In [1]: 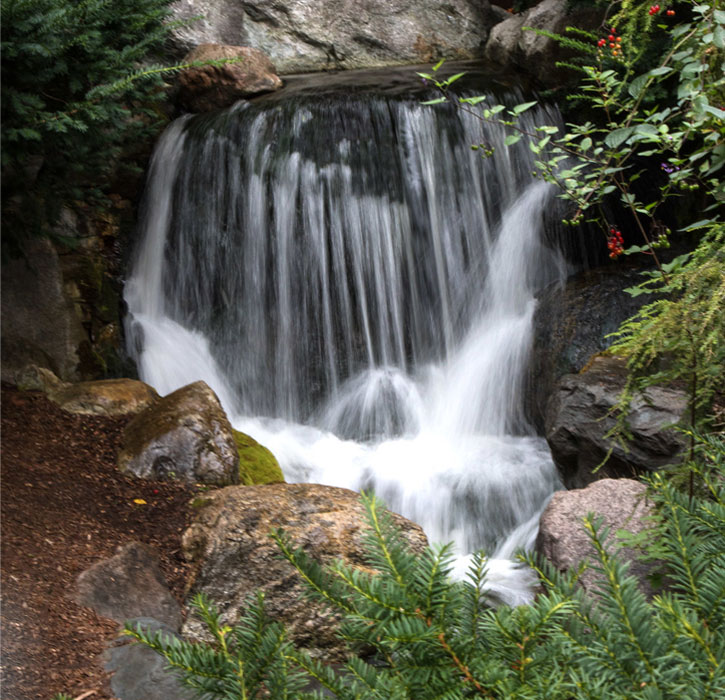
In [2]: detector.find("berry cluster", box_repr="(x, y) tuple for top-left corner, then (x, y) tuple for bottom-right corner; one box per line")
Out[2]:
(649, 4), (661, 14)
(607, 227), (624, 259)
(597, 27), (622, 58)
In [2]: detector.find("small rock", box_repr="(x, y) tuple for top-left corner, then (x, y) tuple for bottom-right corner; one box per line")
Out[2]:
(49, 378), (159, 416)
(178, 44), (282, 112)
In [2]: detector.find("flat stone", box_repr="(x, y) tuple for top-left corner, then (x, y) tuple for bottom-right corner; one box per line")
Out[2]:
(75, 542), (182, 630)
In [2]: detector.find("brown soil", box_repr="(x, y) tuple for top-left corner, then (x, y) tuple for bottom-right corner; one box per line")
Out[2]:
(1, 384), (198, 700)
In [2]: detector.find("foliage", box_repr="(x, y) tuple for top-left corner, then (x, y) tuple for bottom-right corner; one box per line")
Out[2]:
(1, 0), (184, 257)
(421, 0), (724, 440)
(607, 224), (725, 435)
(128, 454), (725, 699)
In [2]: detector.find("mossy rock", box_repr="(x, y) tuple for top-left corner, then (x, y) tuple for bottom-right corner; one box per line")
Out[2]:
(231, 429), (284, 485)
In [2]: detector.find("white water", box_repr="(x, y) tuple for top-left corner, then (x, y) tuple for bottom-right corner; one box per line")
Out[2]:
(125, 95), (565, 605)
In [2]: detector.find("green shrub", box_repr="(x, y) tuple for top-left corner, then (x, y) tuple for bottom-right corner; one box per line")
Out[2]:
(1, 0), (179, 257)
(126, 433), (725, 699)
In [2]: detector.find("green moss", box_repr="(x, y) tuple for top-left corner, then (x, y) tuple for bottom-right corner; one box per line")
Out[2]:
(231, 429), (285, 485)
(191, 497), (213, 509)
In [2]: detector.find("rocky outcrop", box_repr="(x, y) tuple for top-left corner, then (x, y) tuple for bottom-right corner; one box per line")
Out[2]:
(16, 365), (159, 416)
(545, 355), (687, 488)
(75, 542), (182, 630)
(528, 266), (656, 433)
(536, 478), (659, 598)
(169, 0), (499, 74)
(1, 238), (86, 383)
(178, 44), (282, 112)
(484, 0), (603, 87)
(118, 381), (239, 486)
(181, 482), (428, 660)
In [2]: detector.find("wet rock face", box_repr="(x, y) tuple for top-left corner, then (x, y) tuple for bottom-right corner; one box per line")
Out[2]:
(169, 0), (499, 74)
(178, 44), (283, 112)
(181, 482), (428, 660)
(117, 381), (239, 486)
(545, 356), (687, 489)
(536, 478), (659, 599)
(528, 266), (653, 434)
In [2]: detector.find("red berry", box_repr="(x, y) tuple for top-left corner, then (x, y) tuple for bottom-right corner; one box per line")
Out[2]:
(666, 9), (675, 15)
(609, 34), (615, 40)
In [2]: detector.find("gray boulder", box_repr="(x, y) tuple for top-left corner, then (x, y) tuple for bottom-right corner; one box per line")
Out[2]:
(117, 381), (239, 486)
(536, 478), (658, 598)
(545, 355), (687, 488)
(178, 44), (283, 112)
(105, 617), (196, 700)
(484, 0), (603, 87)
(75, 542), (182, 631)
(169, 0), (500, 74)
(181, 482), (428, 660)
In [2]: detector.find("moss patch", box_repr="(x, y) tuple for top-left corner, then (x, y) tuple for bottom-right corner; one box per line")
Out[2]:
(231, 429), (284, 485)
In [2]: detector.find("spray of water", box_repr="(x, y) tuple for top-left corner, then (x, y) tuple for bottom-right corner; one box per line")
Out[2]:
(125, 93), (565, 605)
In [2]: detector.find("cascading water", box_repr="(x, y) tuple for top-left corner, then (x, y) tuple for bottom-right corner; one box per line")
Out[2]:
(125, 83), (566, 605)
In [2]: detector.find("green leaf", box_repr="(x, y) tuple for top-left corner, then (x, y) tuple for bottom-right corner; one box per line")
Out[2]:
(604, 127), (634, 149)
(504, 133), (522, 146)
(628, 74), (649, 99)
(512, 100), (538, 115)
(580, 137), (592, 151)
(445, 72), (465, 85)
(421, 97), (447, 105)
(432, 58), (445, 71)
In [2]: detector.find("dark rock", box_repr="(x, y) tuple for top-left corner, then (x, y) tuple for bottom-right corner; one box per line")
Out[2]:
(484, 0), (604, 87)
(104, 617), (196, 700)
(117, 381), (239, 486)
(536, 478), (659, 598)
(1, 238), (85, 382)
(545, 355), (687, 488)
(75, 542), (182, 631)
(181, 482), (428, 660)
(169, 0), (500, 74)
(528, 266), (656, 434)
(178, 44), (283, 112)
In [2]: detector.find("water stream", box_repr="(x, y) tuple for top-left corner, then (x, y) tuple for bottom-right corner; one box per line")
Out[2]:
(125, 87), (566, 604)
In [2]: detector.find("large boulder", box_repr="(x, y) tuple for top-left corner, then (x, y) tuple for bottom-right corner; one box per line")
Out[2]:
(118, 381), (239, 486)
(484, 0), (603, 87)
(181, 482), (428, 660)
(169, 0), (500, 74)
(545, 355), (687, 488)
(178, 44), (283, 112)
(536, 478), (658, 598)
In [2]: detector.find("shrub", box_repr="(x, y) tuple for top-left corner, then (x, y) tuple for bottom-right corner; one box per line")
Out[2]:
(1, 0), (179, 257)
(126, 434), (725, 698)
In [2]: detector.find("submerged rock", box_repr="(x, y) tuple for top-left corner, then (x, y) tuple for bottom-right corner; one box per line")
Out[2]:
(231, 428), (285, 484)
(117, 381), (239, 486)
(181, 482), (428, 660)
(536, 478), (659, 598)
(178, 44), (282, 112)
(545, 355), (687, 488)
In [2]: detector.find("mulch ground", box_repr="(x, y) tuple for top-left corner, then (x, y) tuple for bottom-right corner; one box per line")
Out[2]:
(1, 383), (198, 700)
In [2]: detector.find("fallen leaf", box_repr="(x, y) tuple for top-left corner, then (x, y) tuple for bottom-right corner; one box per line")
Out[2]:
(132, 498), (147, 505)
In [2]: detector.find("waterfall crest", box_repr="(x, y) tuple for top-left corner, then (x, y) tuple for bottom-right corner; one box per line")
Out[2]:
(125, 91), (565, 604)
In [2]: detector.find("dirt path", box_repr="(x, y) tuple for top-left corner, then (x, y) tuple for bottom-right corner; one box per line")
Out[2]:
(1, 384), (196, 700)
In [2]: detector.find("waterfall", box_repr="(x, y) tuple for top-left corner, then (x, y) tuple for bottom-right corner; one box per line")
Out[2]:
(125, 87), (566, 605)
